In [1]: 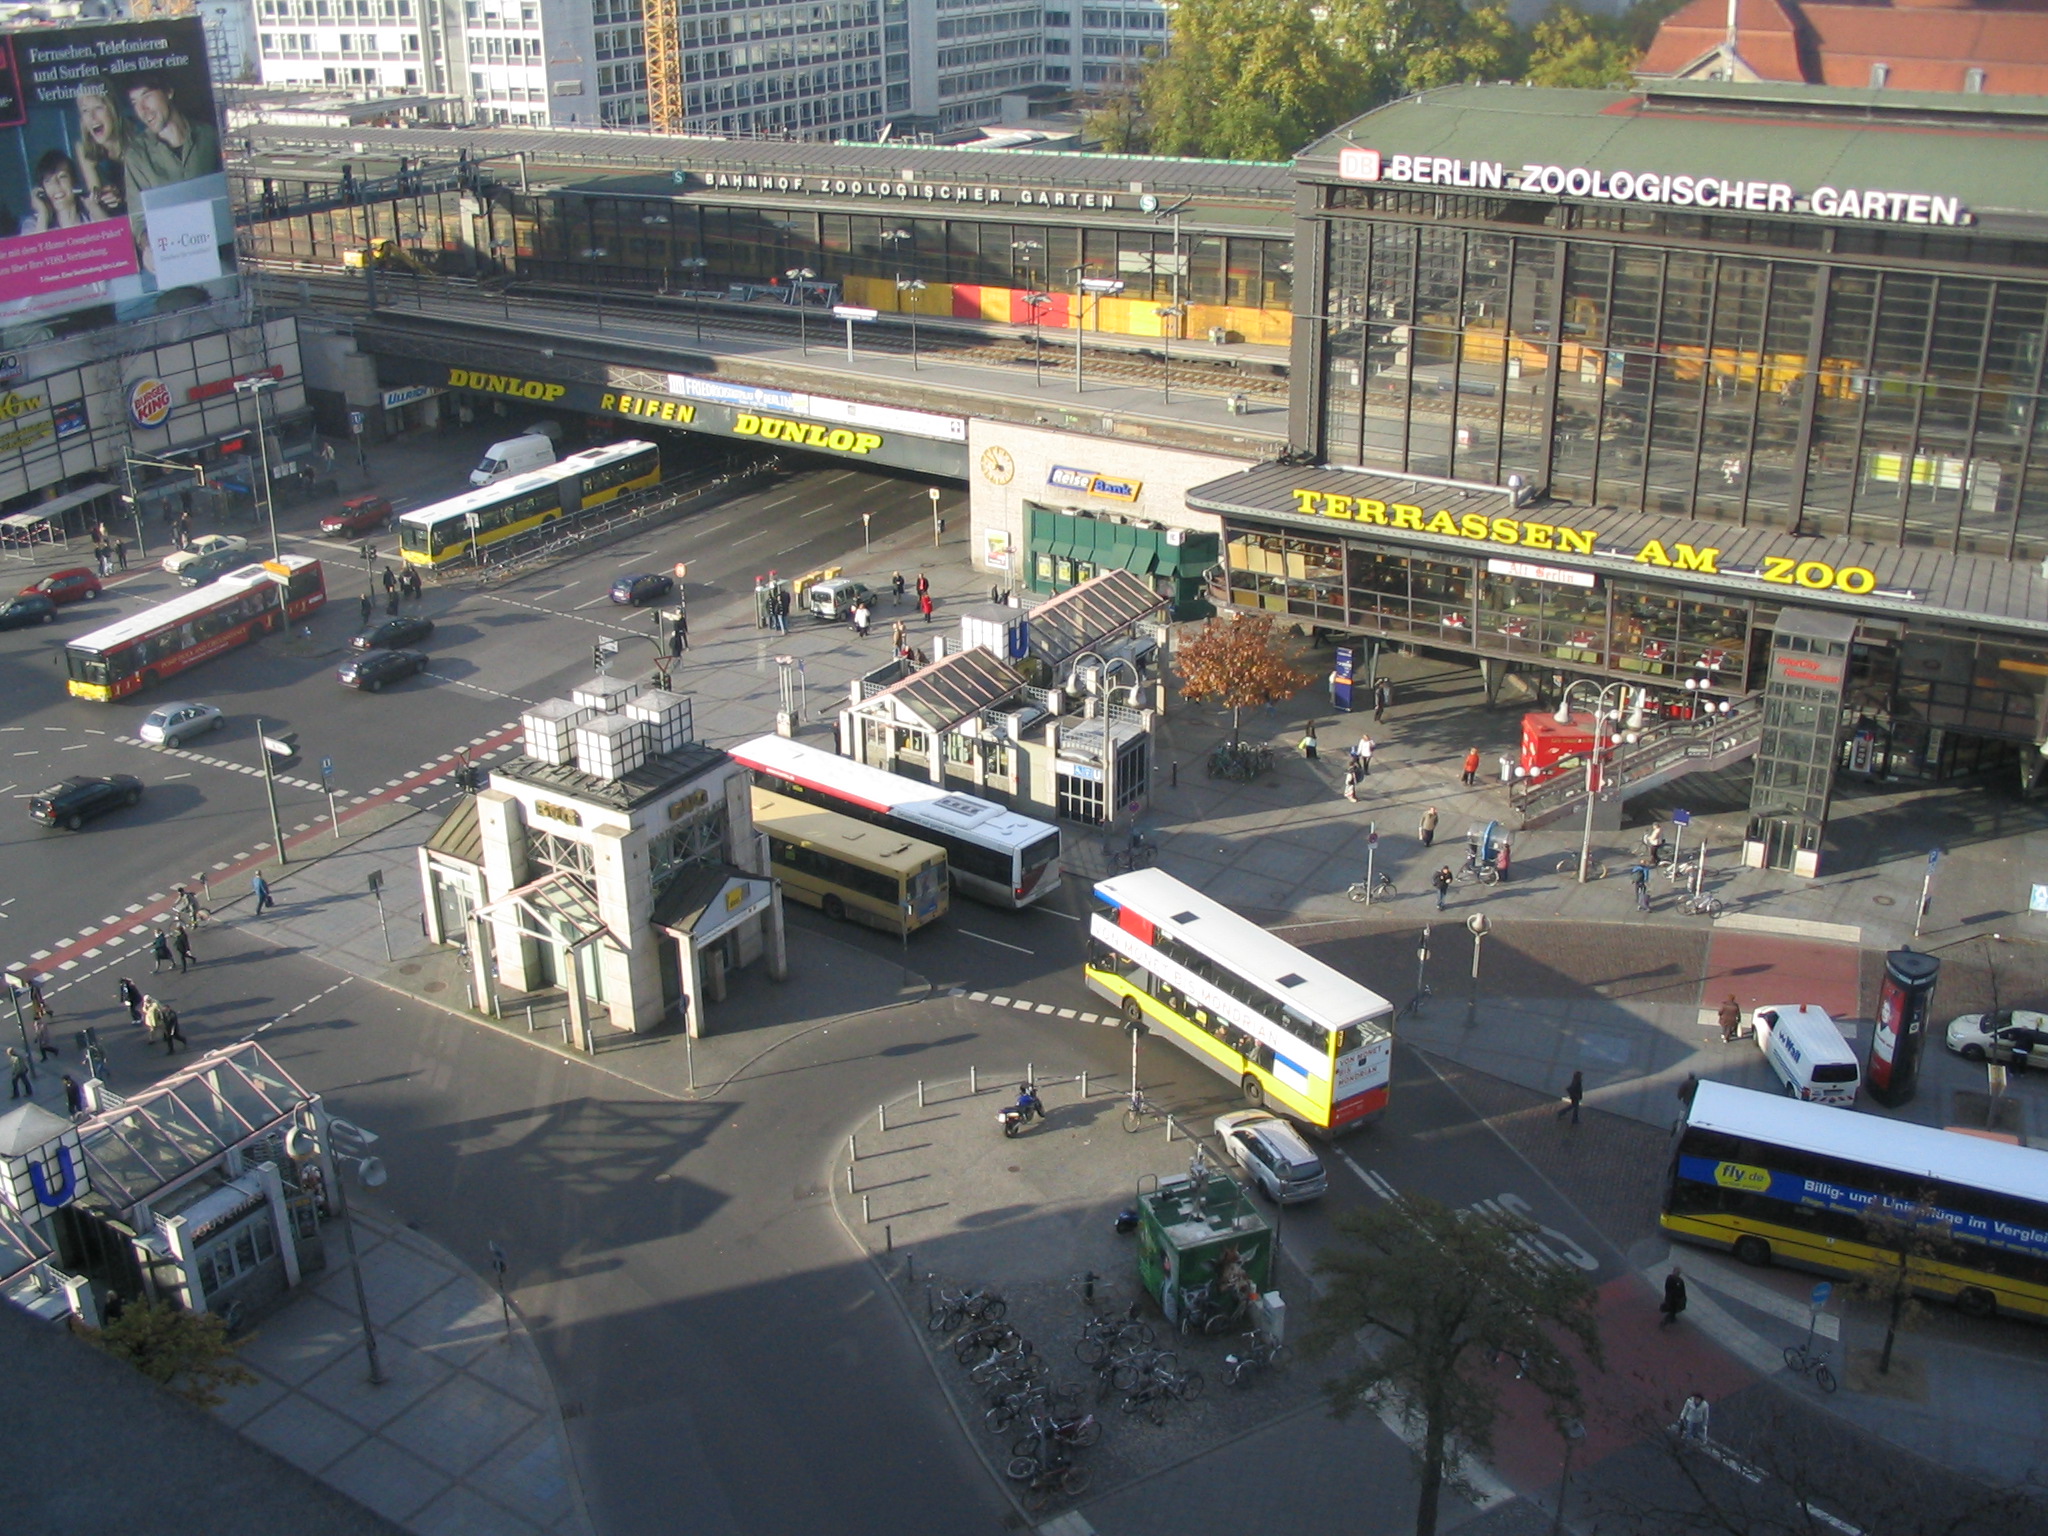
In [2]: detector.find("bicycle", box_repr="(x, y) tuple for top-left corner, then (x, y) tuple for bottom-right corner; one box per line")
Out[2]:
(952, 1320), (1020, 1365)
(927, 1284), (1006, 1335)
(1783, 1341), (1838, 1394)
(1679, 891), (1726, 918)
(1456, 854), (1502, 885)
(1222, 1331), (1289, 1388)
(1104, 833), (1158, 873)
(1074, 1306), (1154, 1365)
(1347, 870), (1397, 903)
(969, 1341), (1046, 1387)
(1010, 1409), (1102, 1460)
(1008, 1453), (1091, 1513)
(1556, 855), (1609, 880)
(1121, 1090), (1168, 1135)
(1121, 1364), (1205, 1422)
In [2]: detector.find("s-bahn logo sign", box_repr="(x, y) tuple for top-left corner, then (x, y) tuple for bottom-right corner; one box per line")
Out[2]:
(1335, 147), (1969, 227)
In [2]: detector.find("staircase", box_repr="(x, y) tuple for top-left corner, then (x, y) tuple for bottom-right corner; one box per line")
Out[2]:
(1509, 695), (1764, 830)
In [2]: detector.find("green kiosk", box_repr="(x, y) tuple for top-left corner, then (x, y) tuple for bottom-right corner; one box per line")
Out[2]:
(1135, 1159), (1276, 1334)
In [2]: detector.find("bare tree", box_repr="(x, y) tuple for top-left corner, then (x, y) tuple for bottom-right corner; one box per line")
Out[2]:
(1172, 614), (1314, 747)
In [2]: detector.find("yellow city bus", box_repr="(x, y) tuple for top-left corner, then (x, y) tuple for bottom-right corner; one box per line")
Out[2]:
(397, 440), (661, 567)
(751, 787), (948, 939)
(1085, 869), (1395, 1134)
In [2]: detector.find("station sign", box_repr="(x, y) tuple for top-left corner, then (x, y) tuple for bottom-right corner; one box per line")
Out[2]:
(676, 168), (1129, 211)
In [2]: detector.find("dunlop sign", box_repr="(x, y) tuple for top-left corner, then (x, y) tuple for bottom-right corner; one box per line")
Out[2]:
(1287, 487), (1879, 595)
(734, 414), (884, 455)
(445, 368), (568, 402)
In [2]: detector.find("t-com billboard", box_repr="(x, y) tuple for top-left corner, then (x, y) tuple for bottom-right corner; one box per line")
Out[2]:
(0, 19), (234, 339)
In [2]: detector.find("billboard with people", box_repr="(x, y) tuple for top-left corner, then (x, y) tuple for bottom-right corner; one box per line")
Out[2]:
(0, 19), (234, 340)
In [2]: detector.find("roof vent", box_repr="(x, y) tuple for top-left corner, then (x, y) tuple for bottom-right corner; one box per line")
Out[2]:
(1171, 911), (1198, 924)
(1278, 973), (1306, 988)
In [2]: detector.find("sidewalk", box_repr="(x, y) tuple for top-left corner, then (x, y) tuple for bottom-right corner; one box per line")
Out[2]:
(217, 1206), (592, 1536)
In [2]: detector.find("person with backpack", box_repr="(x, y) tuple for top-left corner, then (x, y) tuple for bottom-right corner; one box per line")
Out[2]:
(119, 977), (143, 1024)
(151, 931), (173, 973)
(1433, 865), (1454, 911)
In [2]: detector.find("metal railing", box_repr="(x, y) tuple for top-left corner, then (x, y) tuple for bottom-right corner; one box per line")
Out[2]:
(1509, 694), (1764, 823)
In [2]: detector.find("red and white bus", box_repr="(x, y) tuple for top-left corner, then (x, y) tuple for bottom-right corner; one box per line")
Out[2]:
(730, 734), (1062, 908)
(64, 555), (327, 701)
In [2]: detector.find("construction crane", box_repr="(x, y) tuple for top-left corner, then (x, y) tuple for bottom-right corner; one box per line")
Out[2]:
(646, 0), (684, 132)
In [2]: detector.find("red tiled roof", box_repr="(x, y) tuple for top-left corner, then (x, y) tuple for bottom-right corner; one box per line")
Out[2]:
(1638, 0), (1808, 81)
(1639, 0), (2048, 94)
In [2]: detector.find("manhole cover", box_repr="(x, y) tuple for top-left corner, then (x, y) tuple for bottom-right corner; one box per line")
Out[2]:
(1873, 895), (1896, 906)
(423, 981), (447, 994)
(1008, 1165), (1021, 1173)
(399, 963), (422, 975)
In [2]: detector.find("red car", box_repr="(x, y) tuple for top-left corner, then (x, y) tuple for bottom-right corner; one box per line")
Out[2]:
(20, 567), (102, 605)
(320, 495), (393, 536)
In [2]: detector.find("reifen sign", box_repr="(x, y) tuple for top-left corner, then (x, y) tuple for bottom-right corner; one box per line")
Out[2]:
(0, 19), (235, 337)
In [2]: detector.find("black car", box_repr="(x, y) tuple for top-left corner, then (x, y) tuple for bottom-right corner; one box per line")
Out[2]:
(610, 572), (675, 606)
(0, 592), (55, 629)
(30, 774), (143, 830)
(337, 649), (429, 691)
(177, 549), (256, 588)
(349, 616), (435, 652)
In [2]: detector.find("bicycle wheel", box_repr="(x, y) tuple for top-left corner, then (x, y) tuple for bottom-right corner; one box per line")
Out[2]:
(1814, 1362), (1837, 1394)
(1121, 1106), (1146, 1134)
(928, 1304), (960, 1335)
(1067, 1416), (1102, 1448)
(978, 1296), (1009, 1323)
(989, 1404), (1021, 1434)
(1109, 1359), (1146, 1392)
(1223, 1358), (1249, 1389)
(1377, 877), (1397, 898)
(1126, 1320), (1156, 1347)
(1782, 1345), (1806, 1373)
(1175, 1369), (1206, 1401)
(1265, 1344), (1290, 1374)
(1022, 1478), (1055, 1515)
(1010, 1430), (1045, 1459)
(1075, 1335), (1109, 1367)
(1060, 1465), (1093, 1497)
(1006, 1455), (1041, 1482)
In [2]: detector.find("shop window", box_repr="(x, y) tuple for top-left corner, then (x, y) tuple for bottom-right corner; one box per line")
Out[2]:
(196, 1214), (278, 1295)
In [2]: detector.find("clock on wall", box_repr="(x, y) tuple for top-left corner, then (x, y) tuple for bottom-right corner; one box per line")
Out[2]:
(979, 446), (1015, 485)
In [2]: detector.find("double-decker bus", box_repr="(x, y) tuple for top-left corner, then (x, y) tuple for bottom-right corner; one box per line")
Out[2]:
(397, 440), (661, 567)
(1665, 1080), (2048, 1322)
(751, 787), (948, 938)
(65, 556), (327, 701)
(1085, 869), (1394, 1133)
(730, 735), (1061, 909)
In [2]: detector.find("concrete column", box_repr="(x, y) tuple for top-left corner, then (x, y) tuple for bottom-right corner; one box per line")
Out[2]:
(683, 938), (706, 1039)
(929, 727), (944, 784)
(253, 1160), (301, 1289)
(465, 912), (497, 1017)
(767, 886), (789, 981)
(475, 789), (534, 991)
(564, 954), (590, 1052)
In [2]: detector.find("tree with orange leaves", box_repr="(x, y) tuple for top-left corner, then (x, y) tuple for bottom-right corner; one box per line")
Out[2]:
(1173, 614), (1315, 746)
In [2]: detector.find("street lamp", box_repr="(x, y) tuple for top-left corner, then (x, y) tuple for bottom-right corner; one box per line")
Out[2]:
(1024, 293), (1052, 387)
(1008, 238), (1042, 293)
(784, 266), (816, 353)
(1549, 1417), (1586, 1536)
(1156, 304), (1186, 402)
(1070, 267), (1125, 395)
(1411, 924), (1432, 1017)
(233, 374), (282, 559)
(677, 254), (709, 342)
(1556, 680), (1643, 883)
(284, 1116), (388, 1386)
(122, 454), (206, 559)
(895, 277), (928, 369)
(928, 486), (942, 548)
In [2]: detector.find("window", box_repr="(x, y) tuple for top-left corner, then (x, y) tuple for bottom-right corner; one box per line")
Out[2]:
(528, 827), (594, 878)
(1869, 62), (1889, 88)
(195, 1213), (278, 1295)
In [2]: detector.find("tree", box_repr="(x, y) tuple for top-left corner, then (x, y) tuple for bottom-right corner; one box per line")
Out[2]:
(1323, 0), (1525, 112)
(1141, 0), (1347, 162)
(1172, 614), (1315, 746)
(1303, 1195), (1603, 1536)
(1085, 84), (1149, 155)
(1844, 1197), (1953, 1376)
(77, 1299), (258, 1409)
(1523, 3), (1642, 89)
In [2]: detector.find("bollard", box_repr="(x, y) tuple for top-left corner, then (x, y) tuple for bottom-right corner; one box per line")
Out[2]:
(1027, 1061), (1034, 1088)
(1165, 1114), (1176, 1142)
(917, 1079), (926, 1108)
(885, 1223), (893, 1252)
(862, 1194), (872, 1225)
(1171, 759), (1179, 788)
(525, 1004), (534, 1033)
(970, 1065), (978, 1095)
(559, 1015), (571, 1047)
(846, 1163), (855, 1195)
(848, 1132), (857, 1163)
(1080, 1069), (1089, 1098)
(905, 1252), (916, 1289)
(878, 1102), (887, 1133)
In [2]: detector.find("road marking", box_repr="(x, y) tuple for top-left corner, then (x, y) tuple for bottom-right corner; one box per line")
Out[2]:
(60, 744), (86, 751)
(762, 494), (797, 509)
(575, 594), (612, 609)
(800, 504), (838, 518)
(824, 470), (857, 485)
(732, 529), (774, 544)
(1035, 908), (1080, 921)
(1338, 1153), (1398, 1201)
(959, 930), (1034, 954)
(989, 994), (1011, 1007)
(1799, 1503), (1861, 1533)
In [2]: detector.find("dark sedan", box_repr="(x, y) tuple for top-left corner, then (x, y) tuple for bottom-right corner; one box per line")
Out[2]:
(349, 615), (435, 652)
(610, 572), (675, 606)
(0, 592), (56, 629)
(30, 773), (143, 830)
(320, 495), (394, 536)
(337, 649), (430, 691)
(177, 549), (255, 587)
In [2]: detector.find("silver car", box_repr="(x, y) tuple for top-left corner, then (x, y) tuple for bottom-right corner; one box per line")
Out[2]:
(1214, 1110), (1328, 1203)
(138, 701), (224, 746)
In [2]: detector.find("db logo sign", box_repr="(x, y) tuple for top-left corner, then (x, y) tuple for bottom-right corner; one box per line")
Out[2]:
(1338, 148), (1383, 182)
(129, 377), (172, 428)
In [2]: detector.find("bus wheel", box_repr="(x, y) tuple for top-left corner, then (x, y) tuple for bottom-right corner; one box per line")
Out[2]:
(1956, 1287), (1996, 1319)
(1240, 1075), (1264, 1108)
(1120, 996), (1143, 1025)
(823, 894), (847, 922)
(1734, 1236), (1772, 1268)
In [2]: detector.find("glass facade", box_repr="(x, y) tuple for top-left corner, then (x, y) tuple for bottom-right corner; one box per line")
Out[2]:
(1311, 194), (2048, 559)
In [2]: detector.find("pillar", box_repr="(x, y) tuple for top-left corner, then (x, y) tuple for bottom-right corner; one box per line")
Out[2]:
(564, 953), (590, 1052)
(767, 886), (789, 981)
(682, 937), (706, 1039)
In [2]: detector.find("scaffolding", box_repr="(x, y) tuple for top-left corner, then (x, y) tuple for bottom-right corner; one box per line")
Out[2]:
(646, 0), (684, 132)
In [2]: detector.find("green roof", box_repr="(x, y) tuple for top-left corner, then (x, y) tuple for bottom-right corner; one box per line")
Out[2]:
(1300, 82), (2048, 232)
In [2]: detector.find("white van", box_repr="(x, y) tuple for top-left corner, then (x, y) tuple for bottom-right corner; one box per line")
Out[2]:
(1754, 1003), (1861, 1105)
(470, 434), (556, 486)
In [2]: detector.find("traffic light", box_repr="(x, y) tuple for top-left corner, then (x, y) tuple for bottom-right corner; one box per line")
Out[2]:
(593, 642), (606, 672)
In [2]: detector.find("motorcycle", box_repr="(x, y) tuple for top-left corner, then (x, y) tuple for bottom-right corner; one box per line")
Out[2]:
(998, 1082), (1045, 1138)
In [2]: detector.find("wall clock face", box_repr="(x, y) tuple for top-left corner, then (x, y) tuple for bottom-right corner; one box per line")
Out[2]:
(980, 446), (1015, 485)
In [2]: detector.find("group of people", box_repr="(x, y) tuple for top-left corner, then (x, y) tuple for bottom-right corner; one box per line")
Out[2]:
(362, 563), (424, 623)
(118, 975), (187, 1056)
(89, 528), (130, 576)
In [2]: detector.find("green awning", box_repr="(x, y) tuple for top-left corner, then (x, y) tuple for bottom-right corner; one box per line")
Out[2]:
(1119, 548), (1159, 575)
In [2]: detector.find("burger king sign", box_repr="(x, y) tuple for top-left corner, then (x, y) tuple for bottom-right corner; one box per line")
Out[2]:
(129, 378), (173, 429)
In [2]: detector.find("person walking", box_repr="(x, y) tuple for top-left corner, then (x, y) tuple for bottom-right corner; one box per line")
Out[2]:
(1461, 746), (1482, 786)
(673, 609), (689, 651)
(32, 1013), (56, 1062)
(1660, 1267), (1689, 1327)
(61, 1072), (82, 1117)
(381, 565), (397, 598)
(26, 974), (50, 1022)
(919, 590), (934, 623)
(252, 871), (274, 914)
(1419, 805), (1439, 848)
(891, 571), (905, 607)
(1373, 678), (1391, 723)
(142, 995), (165, 1049)
(119, 976), (143, 1024)
(891, 618), (907, 656)
(1557, 1069), (1584, 1124)
(83, 1034), (108, 1084)
(853, 600), (871, 640)
(1632, 863), (1652, 912)
(360, 590), (373, 626)
(1356, 735), (1374, 777)
(915, 571), (929, 601)
(385, 587), (400, 617)
(1678, 1392), (1710, 1444)
(161, 1004), (186, 1055)
(1643, 822), (1666, 866)
(150, 930), (172, 973)
(1300, 722), (1318, 761)
(115, 538), (128, 572)
(175, 885), (200, 927)
(1433, 864), (1454, 911)
(1343, 756), (1361, 801)
(1718, 994), (1743, 1044)
(7, 1047), (29, 1100)
(172, 926), (193, 973)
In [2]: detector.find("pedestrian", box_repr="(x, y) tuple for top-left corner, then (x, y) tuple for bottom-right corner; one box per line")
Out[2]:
(1643, 822), (1665, 866)
(162, 1005), (186, 1055)
(6, 1046), (28, 1100)
(173, 926), (193, 973)
(32, 1013), (55, 1062)
(360, 590), (373, 625)
(83, 1034), (107, 1083)
(1419, 805), (1439, 847)
(252, 871), (274, 914)
(1300, 722), (1318, 761)
(1718, 994), (1743, 1044)
(1557, 1069), (1584, 1124)
(1461, 746), (1482, 786)
(1374, 678), (1391, 723)
(93, 541), (109, 577)
(890, 618), (907, 654)
(919, 590), (934, 623)
(143, 996), (165, 1047)
(382, 565), (397, 597)
(151, 931), (172, 973)
(1357, 735), (1374, 777)
(26, 974), (50, 1021)
(119, 977), (143, 1023)
(1678, 1392), (1710, 1443)
(1633, 863), (1651, 912)
(61, 1072), (82, 1117)
(1660, 1267), (1689, 1327)
(386, 589), (400, 617)
(891, 571), (905, 606)
(915, 571), (929, 600)
(853, 601), (871, 639)
(1433, 864), (1453, 911)
(1678, 1072), (1700, 1114)
(1343, 757), (1361, 801)
(115, 538), (128, 571)
(674, 609), (688, 650)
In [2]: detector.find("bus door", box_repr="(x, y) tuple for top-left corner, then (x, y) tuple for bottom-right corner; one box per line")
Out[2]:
(910, 859), (947, 924)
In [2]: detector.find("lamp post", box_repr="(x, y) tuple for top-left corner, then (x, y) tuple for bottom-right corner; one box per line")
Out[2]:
(254, 716), (292, 868)
(1411, 924), (1432, 1017)
(234, 373), (295, 640)
(928, 485), (942, 548)
(1549, 1417), (1586, 1536)
(1071, 269), (1124, 395)
(1556, 679), (1643, 883)
(286, 1116), (388, 1385)
(1024, 293), (1051, 387)
(895, 277), (927, 368)
(784, 266), (816, 353)
(1155, 304), (1186, 402)
(1008, 238), (1041, 295)
(678, 255), (709, 342)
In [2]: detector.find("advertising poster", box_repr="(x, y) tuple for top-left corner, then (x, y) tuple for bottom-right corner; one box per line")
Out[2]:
(0, 19), (234, 340)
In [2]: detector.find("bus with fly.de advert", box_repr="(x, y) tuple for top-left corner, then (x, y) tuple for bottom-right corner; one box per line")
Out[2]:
(1665, 1081), (2048, 1322)
(397, 440), (661, 567)
(65, 556), (327, 701)
(750, 787), (948, 938)
(730, 734), (1061, 908)
(1085, 869), (1394, 1134)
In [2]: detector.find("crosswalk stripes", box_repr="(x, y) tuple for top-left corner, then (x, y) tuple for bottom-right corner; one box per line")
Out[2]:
(952, 988), (1112, 1028)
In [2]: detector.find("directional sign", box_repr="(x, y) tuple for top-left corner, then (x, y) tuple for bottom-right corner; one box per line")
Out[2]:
(1927, 848), (1942, 869)
(320, 755), (335, 787)
(1811, 1281), (1832, 1309)
(1672, 808), (1692, 826)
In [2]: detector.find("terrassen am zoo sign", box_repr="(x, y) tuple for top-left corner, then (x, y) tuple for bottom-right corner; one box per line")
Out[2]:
(1285, 487), (1881, 595)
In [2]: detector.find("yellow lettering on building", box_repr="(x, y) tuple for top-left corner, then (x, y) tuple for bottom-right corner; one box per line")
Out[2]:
(732, 413), (883, 455)
(534, 800), (583, 828)
(1324, 494), (1355, 520)
(1489, 517), (1520, 545)
(1292, 489), (1323, 516)
(1458, 512), (1490, 542)
(1357, 499), (1388, 525)
(445, 367), (568, 403)
(1390, 504), (1426, 531)
(1555, 527), (1595, 556)
(1424, 510), (1460, 537)
(1522, 523), (1554, 550)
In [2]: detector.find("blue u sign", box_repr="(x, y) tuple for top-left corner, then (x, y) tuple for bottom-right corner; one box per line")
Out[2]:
(28, 1144), (79, 1209)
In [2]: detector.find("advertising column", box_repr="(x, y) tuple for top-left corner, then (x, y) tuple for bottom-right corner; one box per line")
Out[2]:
(1867, 948), (1940, 1107)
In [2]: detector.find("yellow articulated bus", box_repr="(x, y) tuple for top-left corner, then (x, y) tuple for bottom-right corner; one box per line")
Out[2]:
(397, 440), (660, 567)
(1666, 1081), (2048, 1323)
(1084, 869), (1394, 1135)
(750, 787), (948, 939)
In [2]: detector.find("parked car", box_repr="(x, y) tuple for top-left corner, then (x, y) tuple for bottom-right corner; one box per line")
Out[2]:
(138, 701), (225, 747)
(610, 571), (675, 606)
(1213, 1110), (1328, 1204)
(176, 550), (255, 587)
(320, 495), (394, 536)
(1945, 1009), (2048, 1070)
(20, 567), (102, 605)
(30, 773), (143, 830)
(160, 533), (249, 575)
(349, 615), (435, 651)
(805, 577), (872, 622)
(0, 592), (56, 629)
(337, 649), (429, 691)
